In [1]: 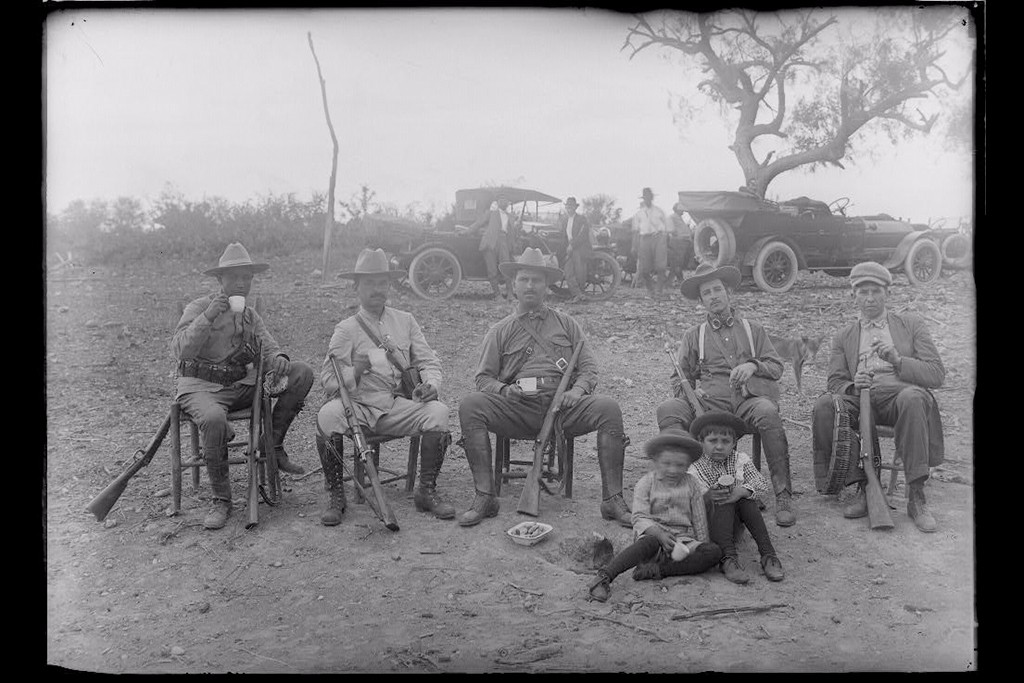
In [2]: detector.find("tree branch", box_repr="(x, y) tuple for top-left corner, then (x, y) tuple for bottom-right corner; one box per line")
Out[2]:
(308, 32), (340, 282)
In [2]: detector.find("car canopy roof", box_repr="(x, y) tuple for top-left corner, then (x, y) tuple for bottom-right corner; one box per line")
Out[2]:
(455, 187), (562, 223)
(675, 190), (773, 219)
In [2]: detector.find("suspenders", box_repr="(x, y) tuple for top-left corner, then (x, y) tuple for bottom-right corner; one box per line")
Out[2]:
(697, 318), (755, 365)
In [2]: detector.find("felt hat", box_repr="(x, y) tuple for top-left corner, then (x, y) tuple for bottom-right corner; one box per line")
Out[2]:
(498, 247), (564, 281)
(204, 242), (270, 276)
(689, 410), (749, 440)
(337, 248), (407, 280)
(644, 428), (704, 459)
(564, 196), (578, 207)
(849, 261), (893, 288)
(640, 187), (655, 199)
(680, 263), (742, 300)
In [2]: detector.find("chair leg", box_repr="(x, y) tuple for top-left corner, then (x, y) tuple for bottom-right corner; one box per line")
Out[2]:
(170, 404), (182, 514)
(407, 436), (420, 493)
(494, 436), (507, 496)
(189, 422), (202, 493)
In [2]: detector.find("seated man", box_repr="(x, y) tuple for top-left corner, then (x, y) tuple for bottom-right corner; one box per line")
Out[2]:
(457, 247), (632, 527)
(172, 242), (314, 530)
(316, 248), (454, 526)
(811, 262), (945, 532)
(655, 263), (796, 527)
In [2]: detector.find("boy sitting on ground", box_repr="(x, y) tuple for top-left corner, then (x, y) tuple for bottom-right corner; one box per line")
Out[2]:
(688, 410), (785, 584)
(587, 429), (722, 602)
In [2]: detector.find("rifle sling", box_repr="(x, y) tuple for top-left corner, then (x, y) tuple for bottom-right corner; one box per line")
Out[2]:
(355, 315), (413, 375)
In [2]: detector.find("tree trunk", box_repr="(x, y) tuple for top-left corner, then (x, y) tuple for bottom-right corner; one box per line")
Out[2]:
(308, 33), (339, 283)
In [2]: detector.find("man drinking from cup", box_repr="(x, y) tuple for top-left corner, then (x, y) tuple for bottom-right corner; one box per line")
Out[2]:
(172, 242), (314, 530)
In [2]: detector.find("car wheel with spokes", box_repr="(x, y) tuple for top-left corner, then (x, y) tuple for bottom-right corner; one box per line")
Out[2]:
(904, 239), (942, 286)
(752, 241), (799, 293)
(408, 247), (463, 300)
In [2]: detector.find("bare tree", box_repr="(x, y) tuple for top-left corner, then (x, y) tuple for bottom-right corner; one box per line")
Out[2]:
(623, 7), (975, 198)
(308, 32), (339, 281)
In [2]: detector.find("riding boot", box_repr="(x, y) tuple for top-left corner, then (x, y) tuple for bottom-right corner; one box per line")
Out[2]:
(203, 446), (233, 530)
(414, 431), (456, 520)
(596, 430), (632, 527)
(759, 424), (795, 526)
(270, 397), (307, 475)
(316, 433), (347, 526)
(907, 477), (937, 533)
(458, 429), (500, 527)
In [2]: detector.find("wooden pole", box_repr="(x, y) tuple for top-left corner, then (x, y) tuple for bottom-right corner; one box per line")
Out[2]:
(308, 32), (339, 284)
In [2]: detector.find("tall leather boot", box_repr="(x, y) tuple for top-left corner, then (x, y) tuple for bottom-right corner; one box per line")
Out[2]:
(270, 398), (307, 475)
(458, 429), (500, 527)
(316, 433), (347, 526)
(414, 431), (456, 520)
(596, 430), (632, 527)
(907, 477), (937, 533)
(759, 425), (796, 526)
(203, 446), (233, 530)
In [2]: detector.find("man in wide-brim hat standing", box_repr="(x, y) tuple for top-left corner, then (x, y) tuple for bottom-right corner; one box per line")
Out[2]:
(456, 247), (633, 528)
(810, 261), (946, 533)
(656, 262), (797, 527)
(172, 242), (315, 530)
(316, 248), (455, 526)
(631, 187), (671, 298)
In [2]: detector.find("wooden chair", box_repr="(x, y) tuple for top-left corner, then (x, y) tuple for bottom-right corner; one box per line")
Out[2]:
(748, 433), (764, 470)
(332, 433), (419, 503)
(168, 400), (280, 518)
(493, 431), (576, 498)
(875, 425), (903, 503)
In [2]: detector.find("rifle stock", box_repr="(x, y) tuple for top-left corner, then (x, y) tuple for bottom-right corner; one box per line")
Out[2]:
(86, 410), (173, 522)
(666, 348), (705, 418)
(517, 341), (584, 517)
(330, 355), (400, 531)
(859, 388), (894, 530)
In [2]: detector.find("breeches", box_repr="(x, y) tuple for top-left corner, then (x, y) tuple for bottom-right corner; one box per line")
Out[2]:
(811, 384), (938, 485)
(458, 390), (624, 439)
(636, 233), (668, 278)
(177, 360), (314, 455)
(318, 397), (450, 437)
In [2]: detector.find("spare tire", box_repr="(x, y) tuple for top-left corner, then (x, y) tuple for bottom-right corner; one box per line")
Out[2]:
(693, 218), (737, 268)
(903, 238), (942, 286)
(940, 233), (972, 269)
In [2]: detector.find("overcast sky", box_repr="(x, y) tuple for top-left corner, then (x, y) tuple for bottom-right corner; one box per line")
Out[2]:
(44, 6), (977, 225)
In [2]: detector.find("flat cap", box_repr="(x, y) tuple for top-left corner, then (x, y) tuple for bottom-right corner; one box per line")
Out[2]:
(850, 261), (892, 288)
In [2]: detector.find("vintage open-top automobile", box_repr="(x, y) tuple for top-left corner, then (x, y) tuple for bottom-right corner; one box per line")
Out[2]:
(365, 186), (622, 301)
(671, 190), (970, 293)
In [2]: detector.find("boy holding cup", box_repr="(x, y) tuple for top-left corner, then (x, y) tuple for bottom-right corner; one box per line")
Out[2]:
(688, 410), (785, 584)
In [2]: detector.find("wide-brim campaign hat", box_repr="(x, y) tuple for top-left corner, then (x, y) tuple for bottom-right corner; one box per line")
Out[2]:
(640, 187), (655, 198)
(204, 242), (270, 276)
(680, 263), (742, 300)
(338, 248), (407, 280)
(644, 428), (704, 459)
(498, 247), (564, 281)
(689, 410), (750, 440)
(849, 261), (893, 288)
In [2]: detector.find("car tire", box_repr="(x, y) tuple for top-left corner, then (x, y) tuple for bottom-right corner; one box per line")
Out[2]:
(580, 251), (622, 300)
(408, 247), (463, 300)
(693, 218), (736, 268)
(903, 238), (942, 286)
(752, 241), (799, 293)
(940, 233), (972, 270)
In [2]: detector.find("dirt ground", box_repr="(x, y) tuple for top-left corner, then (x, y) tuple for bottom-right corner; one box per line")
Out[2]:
(45, 249), (976, 672)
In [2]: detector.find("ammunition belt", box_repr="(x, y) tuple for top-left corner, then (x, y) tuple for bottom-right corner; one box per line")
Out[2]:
(177, 359), (247, 386)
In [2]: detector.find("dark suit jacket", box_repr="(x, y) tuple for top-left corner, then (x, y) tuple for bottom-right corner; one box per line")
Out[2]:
(470, 208), (514, 252)
(558, 212), (592, 254)
(827, 310), (945, 462)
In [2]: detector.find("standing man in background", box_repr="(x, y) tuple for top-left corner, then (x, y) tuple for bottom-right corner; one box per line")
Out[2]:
(470, 193), (516, 299)
(667, 202), (695, 289)
(631, 187), (670, 298)
(559, 196), (592, 303)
